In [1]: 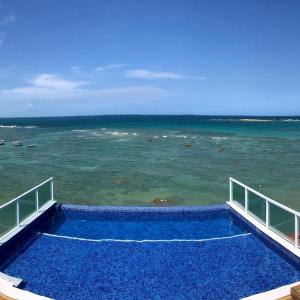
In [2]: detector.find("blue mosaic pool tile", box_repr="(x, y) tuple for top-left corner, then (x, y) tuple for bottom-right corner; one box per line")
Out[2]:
(4, 233), (300, 300)
(2, 204), (300, 299)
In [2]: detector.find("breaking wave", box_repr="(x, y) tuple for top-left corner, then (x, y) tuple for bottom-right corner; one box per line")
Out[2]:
(0, 125), (38, 129)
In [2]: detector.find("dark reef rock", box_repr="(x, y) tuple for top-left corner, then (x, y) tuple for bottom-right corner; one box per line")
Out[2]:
(152, 197), (170, 205)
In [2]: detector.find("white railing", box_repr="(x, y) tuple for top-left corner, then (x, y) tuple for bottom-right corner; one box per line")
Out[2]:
(0, 177), (54, 241)
(229, 177), (299, 249)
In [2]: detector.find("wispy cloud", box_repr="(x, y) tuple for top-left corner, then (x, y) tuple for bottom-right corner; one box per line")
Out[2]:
(125, 69), (182, 79)
(1, 73), (169, 101)
(1, 11), (16, 25)
(70, 65), (83, 74)
(95, 64), (128, 72)
(31, 74), (88, 90)
(0, 11), (16, 47)
(1, 74), (88, 99)
(125, 69), (206, 80)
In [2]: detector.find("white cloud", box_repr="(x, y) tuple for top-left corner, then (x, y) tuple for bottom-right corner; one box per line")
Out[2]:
(31, 74), (88, 90)
(1, 12), (16, 25)
(1, 74), (88, 99)
(125, 69), (206, 80)
(95, 64), (128, 72)
(125, 69), (183, 79)
(1, 73), (169, 101)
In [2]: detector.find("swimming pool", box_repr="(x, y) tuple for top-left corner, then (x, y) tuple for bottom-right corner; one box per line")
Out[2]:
(1, 204), (300, 299)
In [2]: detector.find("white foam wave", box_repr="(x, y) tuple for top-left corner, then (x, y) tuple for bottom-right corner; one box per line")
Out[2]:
(91, 133), (103, 137)
(72, 129), (88, 132)
(73, 129), (139, 138)
(239, 118), (273, 122)
(281, 119), (300, 122)
(206, 118), (300, 122)
(0, 125), (38, 129)
(106, 131), (129, 136)
(212, 137), (228, 140)
(171, 135), (188, 139)
(0, 125), (17, 128)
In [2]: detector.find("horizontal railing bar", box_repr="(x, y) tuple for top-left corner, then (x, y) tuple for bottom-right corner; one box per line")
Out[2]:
(247, 210), (266, 225)
(269, 224), (294, 243)
(19, 212), (38, 228)
(229, 177), (300, 218)
(0, 225), (18, 241)
(0, 177), (53, 210)
(0, 224), (11, 230)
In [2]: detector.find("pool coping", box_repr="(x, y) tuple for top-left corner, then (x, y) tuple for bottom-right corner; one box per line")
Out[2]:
(0, 277), (52, 300)
(241, 281), (300, 300)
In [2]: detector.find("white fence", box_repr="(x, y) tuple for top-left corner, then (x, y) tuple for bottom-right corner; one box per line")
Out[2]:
(229, 177), (299, 249)
(0, 178), (54, 241)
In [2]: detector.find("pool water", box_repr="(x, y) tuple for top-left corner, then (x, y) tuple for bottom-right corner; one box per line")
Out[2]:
(2, 205), (300, 300)
(50, 214), (245, 241)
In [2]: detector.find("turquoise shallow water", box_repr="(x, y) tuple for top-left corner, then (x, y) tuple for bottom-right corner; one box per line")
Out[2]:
(0, 115), (300, 208)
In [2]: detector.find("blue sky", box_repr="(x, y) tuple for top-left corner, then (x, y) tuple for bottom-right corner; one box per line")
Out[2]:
(0, 0), (300, 117)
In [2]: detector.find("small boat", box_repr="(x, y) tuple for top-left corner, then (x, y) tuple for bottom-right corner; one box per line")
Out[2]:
(0, 140), (5, 145)
(27, 144), (37, 148)
(12, 141), (23, 147)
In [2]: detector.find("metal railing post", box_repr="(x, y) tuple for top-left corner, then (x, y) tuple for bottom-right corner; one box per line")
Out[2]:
(16, 200), (20, 228)
(266, 200), (270, 228)
(245, 188), (248, 213)
(50, 179), (54, 201)
(229, 178), (233, 202)
(295, 215), (298, 248)
(35, 189), (39, 212)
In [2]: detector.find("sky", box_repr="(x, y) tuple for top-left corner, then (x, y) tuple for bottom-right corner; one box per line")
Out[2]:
(0, 0), (300, 117)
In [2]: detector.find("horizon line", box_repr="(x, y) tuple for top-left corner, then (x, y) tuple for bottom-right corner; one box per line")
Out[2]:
(1, 114), (300, 119)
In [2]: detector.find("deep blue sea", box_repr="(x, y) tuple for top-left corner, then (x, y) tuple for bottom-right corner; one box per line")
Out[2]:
(1, 115), (300, 207)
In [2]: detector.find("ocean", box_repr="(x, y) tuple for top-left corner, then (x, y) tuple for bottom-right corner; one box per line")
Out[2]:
(0, 115), (300, 208)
